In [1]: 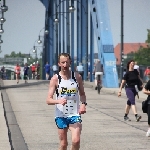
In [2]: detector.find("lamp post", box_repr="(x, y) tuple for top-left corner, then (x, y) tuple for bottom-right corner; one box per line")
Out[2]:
(37, 25), (52, 44)
(37, 25), (56, 44)
(0, 35), (3, 44)
(0, 24), (4, 34)
(0, 0), (8, 54)
(0, 12), (6, 24)
(0, 0), (8, 12)
(71, 0), (88, 80)
(120, 0), (124, 84)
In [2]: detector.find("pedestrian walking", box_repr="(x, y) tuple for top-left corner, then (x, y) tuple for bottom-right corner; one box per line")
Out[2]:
(118, 60), (143, 121)
(44, 62), (50, 80)
(14, 63), (21, 84)
(23, 63), (29, 83)
(0, 66), (5, 80)
(134, 61), (140, 73)
(88, 62), (91, 80)
(52, 64), (58, 75)
(46, 53), (87, 150)
(143, 73), (150, 137)
(144, 66), (150, 82)
(76, 62), (84, 80)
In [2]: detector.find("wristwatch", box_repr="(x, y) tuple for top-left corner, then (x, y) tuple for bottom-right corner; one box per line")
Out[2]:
(82, 102), (87, 106)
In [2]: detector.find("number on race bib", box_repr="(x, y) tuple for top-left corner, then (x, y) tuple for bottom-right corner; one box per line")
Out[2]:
(63, 100), (77, 116)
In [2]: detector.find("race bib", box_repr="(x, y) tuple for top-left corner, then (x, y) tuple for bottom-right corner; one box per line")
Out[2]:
(63, 100), (77, 116)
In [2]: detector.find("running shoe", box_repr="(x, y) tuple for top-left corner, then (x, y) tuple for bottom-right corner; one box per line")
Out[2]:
(136, 115), (142, 122)
(146, 129), (150, 137)
(124, 116), (131, 121)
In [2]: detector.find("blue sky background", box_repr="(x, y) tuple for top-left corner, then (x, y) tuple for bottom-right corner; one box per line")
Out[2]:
(0, 0), (150, 57)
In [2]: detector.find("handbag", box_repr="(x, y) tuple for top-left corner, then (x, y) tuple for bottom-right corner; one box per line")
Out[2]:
(137, 78), (143, 91)
(142, 99), (148, 113)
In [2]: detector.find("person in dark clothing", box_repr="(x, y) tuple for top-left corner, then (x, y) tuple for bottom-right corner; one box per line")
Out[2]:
(1, 66), (5, 79)
(23, 63), (29, 83)
(44, 62), (51, 80)
(118, 60), (143, 122)
(143, 73), (150, 137)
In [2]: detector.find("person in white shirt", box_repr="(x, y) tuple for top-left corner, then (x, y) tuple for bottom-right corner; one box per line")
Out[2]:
(134, 61), (140, 73)
(76, 62), (84, 80)
(46, 53), (87, 150)
(52, 64), (58, 75)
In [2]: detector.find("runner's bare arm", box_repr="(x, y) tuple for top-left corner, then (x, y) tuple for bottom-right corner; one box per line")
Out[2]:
(76, 72), (86, 114)
(118, 79), (126, 97)
(76, 73), (86, 103)
(46, 75), (67, 105)
(46, 75), (59, 105)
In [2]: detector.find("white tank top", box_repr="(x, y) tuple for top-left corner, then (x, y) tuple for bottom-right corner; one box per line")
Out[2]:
(55, 71), (80, 118)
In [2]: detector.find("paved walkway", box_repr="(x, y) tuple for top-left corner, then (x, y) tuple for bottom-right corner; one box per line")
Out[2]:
(0, 80), (149, 150)
(84, 81), (147, 100)
(0, 91), (11, 150)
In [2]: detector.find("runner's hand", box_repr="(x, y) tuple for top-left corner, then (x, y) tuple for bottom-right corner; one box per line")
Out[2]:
(59, 98), (67, 106)
(79, 104), (86, 115)
(118, 92), (121, 97)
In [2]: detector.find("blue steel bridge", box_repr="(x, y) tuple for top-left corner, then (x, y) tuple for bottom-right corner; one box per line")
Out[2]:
(39, 0), (118, 88)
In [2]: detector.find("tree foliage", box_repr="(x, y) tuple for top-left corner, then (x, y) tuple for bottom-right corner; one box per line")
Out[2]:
(4, 51), (28, 58)
(124, 29), (150, 67)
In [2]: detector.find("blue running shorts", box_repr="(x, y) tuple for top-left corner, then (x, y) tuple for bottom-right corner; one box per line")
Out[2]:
(55, 116), (82, 129)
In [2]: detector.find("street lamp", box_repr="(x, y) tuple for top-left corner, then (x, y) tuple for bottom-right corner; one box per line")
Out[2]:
(55, 0), (75, 13)
(0, 35), (3, 43)
(0, 12), (6, 24)
(54, 12), (69, 24)
(0, 46), (2, 53)
(120, 0), (124, 83)
(68, 6), (76, 12)
(0, 24), (4, 34)
(37, 25), (56, 44)
(0, 0), (8, 12)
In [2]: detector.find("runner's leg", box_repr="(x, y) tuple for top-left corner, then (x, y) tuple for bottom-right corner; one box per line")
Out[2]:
(69, 122), (82, 150)
(58, 128), (68, 150)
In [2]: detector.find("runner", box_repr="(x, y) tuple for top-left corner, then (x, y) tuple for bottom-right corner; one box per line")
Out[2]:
(46, 53), (87, 150)
(14, 63), (21, 84)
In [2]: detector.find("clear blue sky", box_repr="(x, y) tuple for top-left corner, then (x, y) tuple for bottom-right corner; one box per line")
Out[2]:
(1, 0), (45, 57)
(107, 0), (150, 46)
(0, 0), (150, 57)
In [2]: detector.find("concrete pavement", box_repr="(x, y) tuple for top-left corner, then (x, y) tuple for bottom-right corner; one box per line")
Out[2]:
(0, 80), (149, 150)
(0, 91), (11, 150)
(84, 81), (147, 100)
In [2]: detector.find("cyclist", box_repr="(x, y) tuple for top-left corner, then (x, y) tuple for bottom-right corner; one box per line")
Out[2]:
(93, 60), (103, 90)
(14, 63), (21, 84)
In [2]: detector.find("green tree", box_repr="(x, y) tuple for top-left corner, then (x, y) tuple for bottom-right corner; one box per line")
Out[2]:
(146, 29), (150, 43)
(123, 29), (150, 67)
